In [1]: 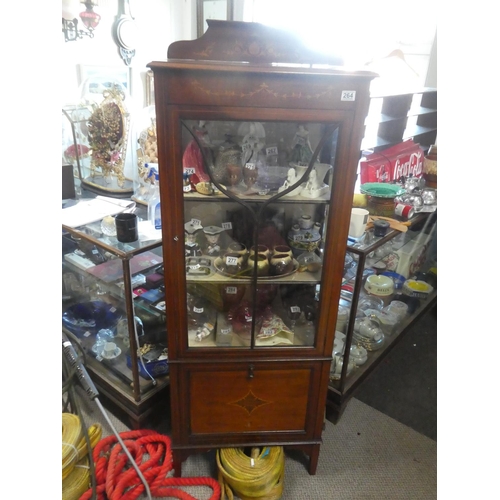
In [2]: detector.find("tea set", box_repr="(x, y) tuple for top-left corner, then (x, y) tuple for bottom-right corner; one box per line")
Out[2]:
(182, 212), (324, 280)
(215, 242), (297, 278)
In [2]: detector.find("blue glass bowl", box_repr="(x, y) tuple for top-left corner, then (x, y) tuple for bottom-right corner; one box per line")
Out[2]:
(62, 300), (123, 337)
(381, 271), (406, 289)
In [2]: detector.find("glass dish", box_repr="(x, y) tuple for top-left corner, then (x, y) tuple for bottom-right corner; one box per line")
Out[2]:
(360, 182), (406, 198)
(381, 271), (406, 289)
(364, 274), (394, 296)
(352, 331), (385, 351)
(256, 166), (289, 191)
(62, 300), (123, 337)
(356, 295), (384, 316)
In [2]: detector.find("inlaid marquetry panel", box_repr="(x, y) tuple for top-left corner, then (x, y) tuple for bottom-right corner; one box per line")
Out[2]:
(189, 365), (311, 434)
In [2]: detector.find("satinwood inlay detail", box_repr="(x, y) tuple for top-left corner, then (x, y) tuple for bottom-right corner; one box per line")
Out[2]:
(191, 79), (336, 101)
(229, 391), (271, 414)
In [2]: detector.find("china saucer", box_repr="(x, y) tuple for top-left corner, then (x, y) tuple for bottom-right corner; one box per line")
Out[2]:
(101, 345), (122, 360)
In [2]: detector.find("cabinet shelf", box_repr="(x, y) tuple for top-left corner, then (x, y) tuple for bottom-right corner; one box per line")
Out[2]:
(403, 124), (437, 139)
(186, 267), (321, 285)
(408, 105), (437, 118)
(361, 88), (437, 152)
(184, 191), (331, 203)
(365, 106), (436, 126)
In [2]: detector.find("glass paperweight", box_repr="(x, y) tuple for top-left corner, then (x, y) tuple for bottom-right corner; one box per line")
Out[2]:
(100, 215), (117, 236)
(296, 251), (322, 273)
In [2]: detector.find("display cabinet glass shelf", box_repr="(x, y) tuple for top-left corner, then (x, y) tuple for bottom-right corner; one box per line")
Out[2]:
(325, 212), (437, 422)
(149, 20), (376, 475)
(61, 201), (169, 428)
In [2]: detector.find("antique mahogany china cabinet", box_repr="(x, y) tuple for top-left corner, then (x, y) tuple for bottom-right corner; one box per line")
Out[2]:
(149, 20), (377, 475)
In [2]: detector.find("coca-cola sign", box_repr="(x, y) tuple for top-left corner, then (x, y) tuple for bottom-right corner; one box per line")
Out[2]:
(393, 150), (423, 180)
(359, 139), (425, 185)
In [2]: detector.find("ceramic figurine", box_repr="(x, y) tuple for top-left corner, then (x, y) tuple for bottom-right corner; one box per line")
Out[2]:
(185, 221), (203, 256)
(202, 225), (224, 256)
(182, 121), (213, 184)
(213, 135), (241, 184)
(300, 163), (332, 199)
(304, 169), (319, 191)
(289, 125), (313, 166)
(183, 171), (195, 192)
(241, 123), (265, 167)
(278, 167), (304, 197)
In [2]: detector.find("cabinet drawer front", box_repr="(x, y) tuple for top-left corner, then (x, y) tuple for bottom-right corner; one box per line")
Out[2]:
(189, 365), (312, 434)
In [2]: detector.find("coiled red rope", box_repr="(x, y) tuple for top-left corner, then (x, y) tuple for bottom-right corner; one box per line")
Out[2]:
(79, 429), (220, 500)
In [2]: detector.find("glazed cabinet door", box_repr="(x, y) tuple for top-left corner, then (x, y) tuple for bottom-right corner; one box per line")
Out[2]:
(161, 112), (358, 358)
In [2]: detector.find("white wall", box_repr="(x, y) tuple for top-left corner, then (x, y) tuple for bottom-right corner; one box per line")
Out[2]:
(62, 0), (437, 109)
(425, 31), (437, 88)
(61, 0), (195, 109)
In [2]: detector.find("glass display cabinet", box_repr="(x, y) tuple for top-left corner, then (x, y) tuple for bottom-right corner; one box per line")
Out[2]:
(61, 202), (169, 428)
(149, 20), (377, 475)
(326, 212), (437, 422)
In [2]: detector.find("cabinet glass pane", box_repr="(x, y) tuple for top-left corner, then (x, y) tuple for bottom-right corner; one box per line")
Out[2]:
(329, 214), (437, 389)
(181, 119), (339, 349)
(62, 200), (167, 401)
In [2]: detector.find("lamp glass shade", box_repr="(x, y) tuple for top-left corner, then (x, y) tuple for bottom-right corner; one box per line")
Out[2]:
(80, 9), (101, 30)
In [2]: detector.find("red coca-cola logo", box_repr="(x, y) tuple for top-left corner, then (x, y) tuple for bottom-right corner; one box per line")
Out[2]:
(392, 151), (423, 180)
(375, 165), (390, 182)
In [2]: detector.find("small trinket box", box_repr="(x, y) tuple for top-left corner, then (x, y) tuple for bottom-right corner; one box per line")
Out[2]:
(140, 288), (165, 303)
(145, 273), (164, 289)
